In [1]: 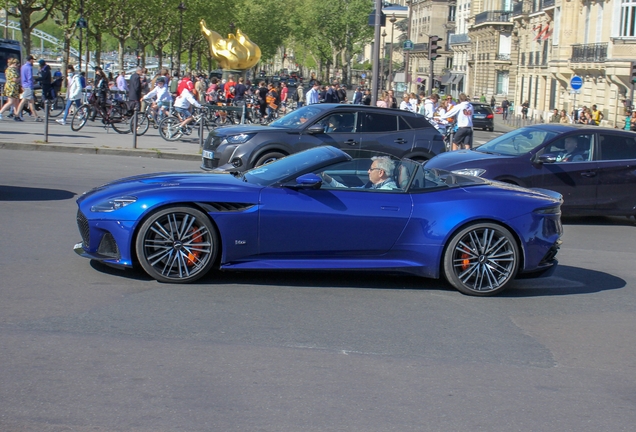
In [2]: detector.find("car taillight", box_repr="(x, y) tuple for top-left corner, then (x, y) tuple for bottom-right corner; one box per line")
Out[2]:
(487, 114), (494, 119)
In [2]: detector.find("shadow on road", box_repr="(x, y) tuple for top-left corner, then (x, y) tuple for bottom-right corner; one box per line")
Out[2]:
(0, 185), (76, 201)
(562, 215), (636, 226)
(503, 265), (625, 297)
(88, 261), (623, 297)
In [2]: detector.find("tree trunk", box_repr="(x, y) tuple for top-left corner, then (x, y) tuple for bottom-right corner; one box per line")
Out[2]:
(93, 31), (102, 69)
(156, 42), (164, 70)
(20, 14), (32, 56)
(118, 38), (126, 73)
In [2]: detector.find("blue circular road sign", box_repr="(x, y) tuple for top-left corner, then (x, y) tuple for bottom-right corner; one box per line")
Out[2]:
(570, 75), (583, 90)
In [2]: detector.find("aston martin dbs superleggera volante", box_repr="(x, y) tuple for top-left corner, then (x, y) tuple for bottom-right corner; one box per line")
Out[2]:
(75, 146), (563, 296)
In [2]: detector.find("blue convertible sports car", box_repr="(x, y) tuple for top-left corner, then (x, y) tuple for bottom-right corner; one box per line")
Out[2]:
(75, 146), (563, 296)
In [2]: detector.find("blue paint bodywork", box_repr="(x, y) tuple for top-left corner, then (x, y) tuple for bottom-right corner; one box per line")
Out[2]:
(75, 146), (562, 282)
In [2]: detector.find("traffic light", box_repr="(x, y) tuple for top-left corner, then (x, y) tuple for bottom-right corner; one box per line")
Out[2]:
(632, 61), (636, 84)
(429, 35), (442, 61)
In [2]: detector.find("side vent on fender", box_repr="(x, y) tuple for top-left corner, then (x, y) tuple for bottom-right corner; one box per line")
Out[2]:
(201, 202), (256, 212)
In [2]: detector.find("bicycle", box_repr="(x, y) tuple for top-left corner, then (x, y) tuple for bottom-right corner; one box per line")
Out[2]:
(158, 106), (211, 141)
(71, 98), (148, 135)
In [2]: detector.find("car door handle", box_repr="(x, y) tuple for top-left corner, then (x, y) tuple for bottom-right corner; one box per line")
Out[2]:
(345, 139), (358, 146)
(394, 138), (407, 144)
(580, 171), (597, 178)
(380, 206), (400, 211)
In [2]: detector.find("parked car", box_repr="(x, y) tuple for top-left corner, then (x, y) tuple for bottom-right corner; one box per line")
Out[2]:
(470, 102), (495, 131)
(425, 124), (636, 217)
(201, 104), (445, 172)
(74, 146), (562, 296)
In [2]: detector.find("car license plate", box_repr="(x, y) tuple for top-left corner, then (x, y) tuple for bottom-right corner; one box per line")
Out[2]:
(474, 114), (486, 119)
(202, 150), (214, 159)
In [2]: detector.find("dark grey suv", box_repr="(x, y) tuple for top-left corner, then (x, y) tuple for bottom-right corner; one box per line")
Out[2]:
(201, 104), (445, 172)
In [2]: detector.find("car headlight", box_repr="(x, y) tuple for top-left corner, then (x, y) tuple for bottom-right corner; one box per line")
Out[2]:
(452, 168), (486, 177)
(225, 133), (254, 144)
(91, 196), (137, 212)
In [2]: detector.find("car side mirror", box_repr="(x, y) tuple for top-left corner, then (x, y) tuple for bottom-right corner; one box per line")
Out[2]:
(536, 153), (558, 164)
(285, 173), (323, 189)
(306, 124), (325, 135)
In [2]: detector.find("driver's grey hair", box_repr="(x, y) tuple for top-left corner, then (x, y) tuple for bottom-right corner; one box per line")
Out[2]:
(371, 156), (395, 177)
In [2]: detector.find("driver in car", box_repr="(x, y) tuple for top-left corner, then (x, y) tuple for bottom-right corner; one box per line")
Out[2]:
(556, 137), (585, 162)
(321, 156), (398, 190)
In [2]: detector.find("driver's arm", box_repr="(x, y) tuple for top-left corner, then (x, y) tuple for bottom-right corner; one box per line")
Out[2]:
(320, 172), (346, 188)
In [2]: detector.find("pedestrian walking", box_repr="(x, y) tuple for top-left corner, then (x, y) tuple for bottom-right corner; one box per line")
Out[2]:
(306, 82), (320, 105)
(0, 57), (20, 120)
(501, 97), (510, 120)
(440, 93), (474, 151)
(16, 55), (40, 122)
(56, 65), (83, 125)
(128, 67), (143, 110)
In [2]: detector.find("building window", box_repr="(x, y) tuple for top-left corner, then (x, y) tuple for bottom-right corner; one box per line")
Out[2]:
(620, 0), (636, 36)
(448, 5), (456, 21)
(496, 71), (509, 95)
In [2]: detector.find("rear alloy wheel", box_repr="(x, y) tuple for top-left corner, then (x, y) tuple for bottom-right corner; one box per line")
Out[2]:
(254, 151), (285, 167)
(443, 222), (519, 296)
(135, 207), (219, 283)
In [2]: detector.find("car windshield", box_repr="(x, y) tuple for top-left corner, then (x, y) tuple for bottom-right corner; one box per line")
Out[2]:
(269, 105), (326, 128)
(243, 146), (349, 185)
(475, 127), (560, 156)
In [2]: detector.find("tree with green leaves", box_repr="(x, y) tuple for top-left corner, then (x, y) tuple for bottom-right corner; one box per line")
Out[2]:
(2, 0), (60, 55)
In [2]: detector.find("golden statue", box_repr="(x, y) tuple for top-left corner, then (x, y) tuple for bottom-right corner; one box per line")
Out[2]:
(200, 20), (261, 70)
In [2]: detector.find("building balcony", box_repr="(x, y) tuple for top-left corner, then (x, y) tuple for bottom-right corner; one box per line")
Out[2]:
(495, 54), (511, 61)
(512, 1), (529, 17)
(571, 43), (607, 63)
(449, 33), (470, 45)
(473, 10), (513, 26)
(541, 0), (555, 9)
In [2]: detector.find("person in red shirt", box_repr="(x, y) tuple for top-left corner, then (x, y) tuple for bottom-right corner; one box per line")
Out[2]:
(177, 72), (194, 97)
(280, 82), (288, 113)
(225, 74), (237, 102)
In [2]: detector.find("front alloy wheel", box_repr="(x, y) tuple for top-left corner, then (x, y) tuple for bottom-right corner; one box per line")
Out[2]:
(443, 223), (519, 296)
(136, 207), (219, 283)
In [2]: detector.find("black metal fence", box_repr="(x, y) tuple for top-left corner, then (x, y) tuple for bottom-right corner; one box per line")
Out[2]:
(571, 43), (607, 63)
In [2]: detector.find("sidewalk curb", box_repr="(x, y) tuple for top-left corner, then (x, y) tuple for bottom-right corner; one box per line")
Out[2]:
(0, 141), (201, 162)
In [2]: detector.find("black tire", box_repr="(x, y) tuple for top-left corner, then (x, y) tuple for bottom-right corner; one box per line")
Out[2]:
(70, 105), (89, 131)
(110, 107), (131, 134)
(488, 127), (494, 132)
(443, 222), (519, 296)
(254, 151), (285, 167)
(48, 96), (65, 117)
(158, 116), (183, 141)
(132, 112), (150, 136)
(135, 206), (219, 283)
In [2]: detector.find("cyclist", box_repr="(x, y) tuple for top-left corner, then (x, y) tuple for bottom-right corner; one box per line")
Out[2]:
(142, 77), (172, 123)
(173, 86), (202, 132)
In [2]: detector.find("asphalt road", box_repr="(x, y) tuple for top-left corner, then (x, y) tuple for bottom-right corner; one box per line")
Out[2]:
(1, 150), (635, 431)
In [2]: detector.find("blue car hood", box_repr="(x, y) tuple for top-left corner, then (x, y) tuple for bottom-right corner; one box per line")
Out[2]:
(426, 148), (513, 170)
(78, 171), (254, 203)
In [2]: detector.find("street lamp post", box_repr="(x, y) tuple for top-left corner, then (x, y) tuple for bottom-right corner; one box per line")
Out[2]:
(404, 0), (413, 94)
(388, 14), (396, 91)
(380, 30), (387, 91)
(177, 2), (186, 75)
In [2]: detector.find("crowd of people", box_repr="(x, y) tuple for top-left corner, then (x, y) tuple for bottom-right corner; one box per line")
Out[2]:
(0, 54), (63, 122)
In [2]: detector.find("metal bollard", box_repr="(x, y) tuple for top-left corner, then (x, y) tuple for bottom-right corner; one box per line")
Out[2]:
(241, 104), (246, 124)
(132, 105), (138, 149)
(44, 99), (50, 143)
(199, 110), (205, 149)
